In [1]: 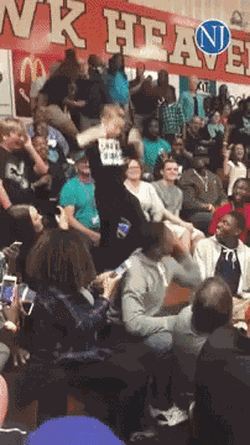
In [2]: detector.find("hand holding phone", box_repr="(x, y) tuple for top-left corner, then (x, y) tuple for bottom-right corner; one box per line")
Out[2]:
(111, 259), (131, 278)
(3, 242), (22, 261)
(1, 275), (17, 305)
(1, 276), (19, 332)
(11, 241), (23, 248)
(102, 274), (122, 303)
(19, 284), (35, 316)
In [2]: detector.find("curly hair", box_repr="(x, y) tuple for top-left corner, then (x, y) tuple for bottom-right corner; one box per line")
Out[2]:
(26, 229), (96, 292)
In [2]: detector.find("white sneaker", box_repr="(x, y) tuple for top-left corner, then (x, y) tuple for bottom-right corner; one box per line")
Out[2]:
(188, 400), (195, 419)
(149, 404), (188, 427)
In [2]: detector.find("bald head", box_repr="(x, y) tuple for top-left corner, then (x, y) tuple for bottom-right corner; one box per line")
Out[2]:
(192, 277), (232, 333)
(188, 76), (199, 92)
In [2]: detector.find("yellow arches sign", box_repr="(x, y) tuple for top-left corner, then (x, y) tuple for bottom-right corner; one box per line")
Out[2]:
(20, 57), (47, 83)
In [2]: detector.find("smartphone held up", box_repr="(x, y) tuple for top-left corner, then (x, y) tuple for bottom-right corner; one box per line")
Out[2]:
(0, 275), (17, 307)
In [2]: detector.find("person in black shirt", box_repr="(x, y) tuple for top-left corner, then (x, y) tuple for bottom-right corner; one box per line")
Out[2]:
(38, 49), (82, 143)
(193, 323), (250, 445)
(171, 137), (193, 178)
(76, 105), (148, 271)
(185, 116), (212, 156)
(30, 135), (68, 201)
(223, 96), (250, 148)
(78, 55), (108, 131)
(0, 118), (48, 207)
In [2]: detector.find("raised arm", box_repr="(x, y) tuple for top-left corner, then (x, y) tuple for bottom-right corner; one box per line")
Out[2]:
(77, 124), (107, 149)
(128, 127), (143, 159)
(168, 236), (202, 287)
(215, 174), (227, 205)
(222, 123), (235, 146)
(77, 105), (125, 149)
(24, 136), (49, 176)
(68, 275), (121, 332)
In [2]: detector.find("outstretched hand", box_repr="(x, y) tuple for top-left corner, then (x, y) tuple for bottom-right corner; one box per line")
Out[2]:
(165, 225), (189, 256)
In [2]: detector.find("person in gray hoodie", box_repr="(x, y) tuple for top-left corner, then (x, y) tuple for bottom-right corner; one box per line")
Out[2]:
(122, 222), (201, 347)
(121, 222), (201, 437)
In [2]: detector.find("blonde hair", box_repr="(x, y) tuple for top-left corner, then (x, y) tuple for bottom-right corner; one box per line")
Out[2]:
(0, 118), (26, 141)
(101, 104), (125, 124)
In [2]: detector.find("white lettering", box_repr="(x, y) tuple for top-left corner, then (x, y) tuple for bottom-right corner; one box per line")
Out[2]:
(203, 53), (218, 70)
(219, 26), (224, 51)
(200, 25), (217, 48)
(169, 26), (202, 67)
(104, 9), (138, 56)
(140, 17), (167, 61)
(48, 0), (86, 48)
(225, 39), (244, 75)
(0, 0), (37, 38)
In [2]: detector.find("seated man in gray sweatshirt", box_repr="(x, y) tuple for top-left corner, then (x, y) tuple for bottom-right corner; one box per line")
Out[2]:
(121, 222), (201, 434)
(122, 222), (201, 349)
(172, 276), (233, 401)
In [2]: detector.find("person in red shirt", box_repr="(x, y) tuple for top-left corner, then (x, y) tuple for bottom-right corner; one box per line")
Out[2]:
(209, 178), (250, 243)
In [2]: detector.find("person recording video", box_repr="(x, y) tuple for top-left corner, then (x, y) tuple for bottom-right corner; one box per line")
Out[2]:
(0, 242), (32, 372)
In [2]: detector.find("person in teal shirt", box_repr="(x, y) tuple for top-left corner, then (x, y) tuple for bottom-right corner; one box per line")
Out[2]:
(105, 54), (129, 107)
(178, 76), (205, 123)
(142, 116), (171, 175)
(59, 151), (100, 246)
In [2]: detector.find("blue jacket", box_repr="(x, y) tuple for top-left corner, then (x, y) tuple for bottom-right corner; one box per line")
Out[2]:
(20, 285), (112, 364)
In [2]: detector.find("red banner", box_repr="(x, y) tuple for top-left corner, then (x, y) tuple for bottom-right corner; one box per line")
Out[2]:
(0, 1), (250, 115)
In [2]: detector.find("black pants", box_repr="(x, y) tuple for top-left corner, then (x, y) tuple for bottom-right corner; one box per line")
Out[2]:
(16, 347), (149, 435)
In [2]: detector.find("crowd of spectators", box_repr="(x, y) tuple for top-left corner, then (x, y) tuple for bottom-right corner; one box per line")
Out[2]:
(0, 49), (249, 444)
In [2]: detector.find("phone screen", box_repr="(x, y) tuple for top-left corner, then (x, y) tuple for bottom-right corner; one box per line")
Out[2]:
(1, 280), (15, 304)
(12, 241), (23, 247)
(113, 259), (131, 277)
(114, 264), (127, 276)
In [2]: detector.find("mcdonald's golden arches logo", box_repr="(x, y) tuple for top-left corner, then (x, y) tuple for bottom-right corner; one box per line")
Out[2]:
(20, 57), (46, 83)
